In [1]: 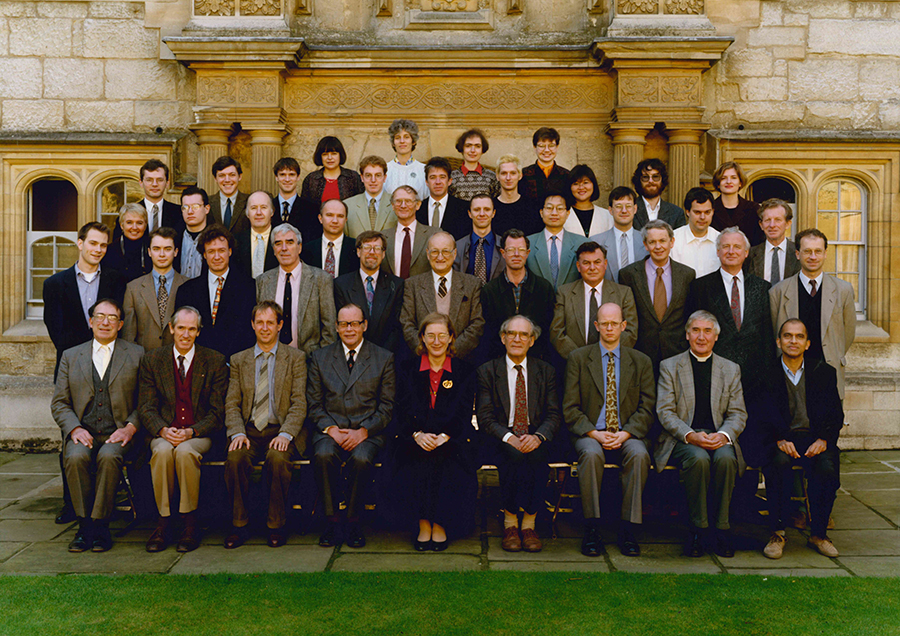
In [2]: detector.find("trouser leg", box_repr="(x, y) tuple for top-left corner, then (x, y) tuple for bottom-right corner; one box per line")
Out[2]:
(672, 442), (711, 529)
(795, 439), (841, 538)
(314, 437), (342, 519)
(224, 444), (255, 528)
(574, 436), (605, 521)
(173, 437), (212, 514)
(149, 438), (176, 517)
(763, 447), (794, 532)
(92, 437), (126, 520)
(711, 445), (738, 530)
(264, 446), (293, 529)
(345, 439), (379, 520)
(63, 439), (95, 519)
(619, 438), (651, 524)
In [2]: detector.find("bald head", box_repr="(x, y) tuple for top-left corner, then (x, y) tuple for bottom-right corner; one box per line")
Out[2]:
(595, 302), (627, 350)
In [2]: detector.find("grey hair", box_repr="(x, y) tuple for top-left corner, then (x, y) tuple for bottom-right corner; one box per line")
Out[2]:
(270, 222), (302, 246)
(388, 118), (420, 151)
(641, 219), (674, 242)
(685, 310), (721, 335)
(499, 314), (541, 341)
(119, 202), (147, 224)
(170, 305), (203, 330)
(391, 184), (421, 202)
(716, 226), (750, 251)
(427, 231), (457, 251)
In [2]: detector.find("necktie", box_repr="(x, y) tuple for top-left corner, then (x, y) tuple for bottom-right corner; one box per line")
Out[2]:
(282, 201), (290, 224)
(325, 241), (336, 277)
(280, 272), (292, 345)
(347, 349), (355, 373)
(151, 204), (159, 232)
(605, 353), (619, 433)
(731, 276), (742, 331)
(809, 279), (818, 297)
(399, 227), (411, 279)
(653, 266), (667, 321)
(619, 231), (629, 271)
(211, 276), (224, 325)
(157, 278), (168, 326)
(431, 201), (441, 228)
(549, 235), (560, 285)
(224, 198), (232, 228)
(512, 364), (528, 437)
(368, 197), (377, 230)
(253, 234), (265, 278)
(587, 288), (599, 344)
(474, 237), (487, 284)
(365, 275), (375, 313)
(770, 246), (781, 284)
(96, 345), (110, 378)
(177, 354), (186, 381)
(252, 352), (271, 431)
(438, 276), (448, 299)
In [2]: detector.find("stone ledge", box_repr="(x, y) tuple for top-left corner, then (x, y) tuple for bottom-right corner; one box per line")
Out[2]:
(0, 131), (184, 145)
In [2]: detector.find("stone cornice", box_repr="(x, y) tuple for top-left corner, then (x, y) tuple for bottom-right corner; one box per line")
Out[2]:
(164, 36), (307, 67)
(592, 36), (732, 65)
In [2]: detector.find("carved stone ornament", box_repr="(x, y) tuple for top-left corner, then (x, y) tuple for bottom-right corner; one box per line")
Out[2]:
(408, 0), (487, 10)
(619, 76), (659, 104)
(665, 0), (702, 14)
(198, 77), (238, 104)
(239, 77), (279, 104)
(619, 75), (700, 106)
(194, 0), (236, 16)
(240, 0), (281, 16)
(198, 76), (279, 106)
(618, 0), (658, 14)
(660, 76), (699, 104)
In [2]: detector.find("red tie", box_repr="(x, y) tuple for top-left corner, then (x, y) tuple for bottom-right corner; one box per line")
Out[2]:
(399, 227), (411, 279)
(730, 276), (742, 331)
(512, 364), (528, 436)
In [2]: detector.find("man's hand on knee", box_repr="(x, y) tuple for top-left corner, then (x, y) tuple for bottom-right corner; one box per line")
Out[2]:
(228, 435), (250, 452)
(70, 426), (94, 449)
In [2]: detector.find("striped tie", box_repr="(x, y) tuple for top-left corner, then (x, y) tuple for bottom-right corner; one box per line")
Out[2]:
(252, 352), (271, 431)
(211, 276), (224, 325)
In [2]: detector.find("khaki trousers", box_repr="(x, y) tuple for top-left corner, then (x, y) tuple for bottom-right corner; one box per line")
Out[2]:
(149, 436), (212, 516)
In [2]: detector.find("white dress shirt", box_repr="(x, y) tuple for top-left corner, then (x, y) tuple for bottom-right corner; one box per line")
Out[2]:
(799, 271), (824, 296)
(543, 228), (565, 261)
(322, 234), (344, 271)
(613, 227), (636, 265)
(144, 198), (164, 230)
(503, 356), (528, 442)
(172, 344), (196, 372)
(431, 269), (453, 296)
(393, 220), (418, 274)
(583, 280), (603, 341)
(642, 197), (660, 222)
(250, 227), (272, 279)
(207, 269), (229, 311)
(276, 263), (302, 347)
(671, 226), (720, 278)
(427, 193), (448, 227)
(764, 238), (788, 282)
(719, 268), (745, 321)
(92, 339), (116, 378)
(342, 339), (364, 362)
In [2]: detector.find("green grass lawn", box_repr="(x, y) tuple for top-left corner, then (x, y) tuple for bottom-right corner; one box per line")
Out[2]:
(3, 571), (899, 636)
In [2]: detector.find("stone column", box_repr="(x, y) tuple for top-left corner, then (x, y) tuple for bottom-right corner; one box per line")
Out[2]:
(192, 125), (232, 196)
(248, 128), (288, 194)
(666, 128), (706, 212)
(607, 125), (650, 189)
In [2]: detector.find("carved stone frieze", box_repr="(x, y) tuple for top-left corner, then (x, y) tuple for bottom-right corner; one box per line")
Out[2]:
(617, 0), (658, 14)
(618, 74), (699, 106)
(408, 0), (487, 9)
(665, 0), (702, 14)
(294, 0), (311, 15)
(194, 0), (235, 16)
(660, 76), (699, 103)
(619, 76), (659, 104)
(238, 77), (279, 104)
(198, 76), (279, 106)
(240, 0), (281, 16)
(198, 77), (237, 104)
(376, 0), (392, 16)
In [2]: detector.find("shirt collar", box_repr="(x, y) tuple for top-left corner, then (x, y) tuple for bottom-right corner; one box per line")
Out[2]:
(432, 269), (453, 286)
(642, 197), (660, 213)
(365, 191), (383, 204)
(92, 339), (116, 356)
(430, 193), (448, 208)
(152, 268), (173, 283)
(75, 261), (100, 282)
(767, 238), (788, 252)
(461, 164), (483, 175)
(719, 268), (744, 286)
(173, 345), (195, 365)
(471, 231), (494, 246)
(504, 268), (528, 287)
(251, 227), (271, 240)
(781, 357), (805, 382)
(208, 268), (229, 284)
(144, 198), (163, 211)
(360, 268), (379, 285)
(505, 355), (527, 372)
(420, 353), (453, 372)
(600, 343), (620, 358)
(280, 262), (301, 278)
(279, 194), (297, 206)
(220, 192), (235, 206)
(544, 228), (564, 242)
(690, 350), (712, 363)
(255, 341), (278, 358)
(800, 271), (824, 287)
(393, 156), (415, 167)
(342, 339), (363, 359)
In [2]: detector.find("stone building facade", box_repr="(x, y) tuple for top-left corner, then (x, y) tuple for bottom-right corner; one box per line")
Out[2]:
(1, 0), (899, 449)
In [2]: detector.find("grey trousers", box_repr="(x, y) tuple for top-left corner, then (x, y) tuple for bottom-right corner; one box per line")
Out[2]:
(574, 436), (650, 524)
(671, 441), (738, 530)
(64, 434), (127, 520)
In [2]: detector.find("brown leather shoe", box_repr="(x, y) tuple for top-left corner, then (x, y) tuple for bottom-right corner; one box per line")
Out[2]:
(268, 528), (287, 548)
(501, 526), (522, 552)
(145, 518), (170, 553)
(763, 532), (786, 559)
(176, 512), (200, 553)
(521, 528), (543, 553)
(808, 535), (839, 558)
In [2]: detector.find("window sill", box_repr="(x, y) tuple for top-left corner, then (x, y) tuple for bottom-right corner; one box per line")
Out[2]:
(854, 319), (890, 343)
(1, 319), (50, 342)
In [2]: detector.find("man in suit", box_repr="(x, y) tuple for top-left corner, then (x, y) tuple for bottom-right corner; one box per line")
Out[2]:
(481, 229), (556, 361)
(122, 227), (187, 351)
(175, 186), (210, 279)
(656, 310), (747, 558)
(761, 319), (843, 560)
(307, 304), (396, 548)
(476, 315), (561, 553)
(345, 156), (396, 238)
(50, 298), (143, 553)
(519, 127), (570, 203)
(334, 231), (404, 352)
(257, 223), (336, 355)
(302, 198), (360, 278)
(745, 198), (800, 284)
(631, 158), (685, 232)
(400, 232), (485, 361)
(454, 193), (503, 284)
(671, 187), (720, 279)
(272, 157), (320, 244)
(564, 302), (656, 557)
(233, 191), (278, 280)
(173, 224), (256, 361)
(137, 159), (185, 235)
(618, 220), (696, 374)
(592, 186), (648, 283)
(550, 241), (637, 359)
(223, 300), (307, 549)
(417, 156), (470, 241)
(526, 192), (587, 289)
(139, 306), (229, 553)
(385, 185), (439, 279)
(769, 228), (856, 399)
(207, 155), (250, 235)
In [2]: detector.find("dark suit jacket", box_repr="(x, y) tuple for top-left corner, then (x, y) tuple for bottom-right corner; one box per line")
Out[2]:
(138, 199), (185, 234)
(306, 339), (395, 446)
(744, 240), (800, 283)
(138, 344), (229, 439)
(454, 233), (503, 282)
(563, 344), (656, 440)
(334, 270), (404, 352)
(302, 236), (360, 278)
(173, 270), (257, 361)
(418, 195), (471, 241)
(480, 270), (555, 360)
(272, 194), (320, 244)
(765, 357), (844, 447)
(476, 355), (561, 443)
(43, 264), (126, 378)
(384, 222), (439, 279)
(208, 191), (250, 234)
(397, 357), (475, 440)
(633, 198), (686, 232)
(550, 278), (638, 359)
(619, 257), (696, 372)
(519, 162), (570, 203)
(232, 227), (278, 279)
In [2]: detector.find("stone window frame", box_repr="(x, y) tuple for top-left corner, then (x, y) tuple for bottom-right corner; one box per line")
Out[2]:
(815, 176), (867, 318)
(96, 176), (145, 233)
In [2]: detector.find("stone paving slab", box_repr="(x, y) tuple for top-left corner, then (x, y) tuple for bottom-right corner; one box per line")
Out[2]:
(722, 537), (840, 569)
(850, 489), (900, 508)
(490, 561), (611, 572)
(0, 474), (58, 499)
(0, 540), (181, 574)
(607, 544), (721, 574)
(0, 491), (67, 520)
(0, 542), (27, 562)
(831, 495), (896, 530)
(839, 556), (900, 577)
(728, 568), (852, 578)
(0, 519), (71, 542)
(840, 472), (900, 491)
(824, 530), (900, 556)
(330, 552), (481, 572)
(0, 453), (59, 474)
(864, 450), (900, 461)
(839, 462), (896, 473)
(169, 544), (332, 575)
(0, 454), (24, 468)
(487, 537), (597, 562)
(348, 531), (482, 555)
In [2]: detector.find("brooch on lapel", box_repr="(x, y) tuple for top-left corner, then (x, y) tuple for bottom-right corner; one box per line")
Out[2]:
(442, 380), (453, 389)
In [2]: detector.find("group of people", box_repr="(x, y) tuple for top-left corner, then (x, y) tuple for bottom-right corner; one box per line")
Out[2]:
(45, 120), (854, 563)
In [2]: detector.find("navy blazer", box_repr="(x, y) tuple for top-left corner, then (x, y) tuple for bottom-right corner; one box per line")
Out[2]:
(137, 199), (185, 235)
(764, 357), (844, 447)
(272, 194), (321, 244)
(333, 270), (404, 352)
(302, 236), (360, 278)
(417, 195), (471, 241)
(232, 227), (278, 279)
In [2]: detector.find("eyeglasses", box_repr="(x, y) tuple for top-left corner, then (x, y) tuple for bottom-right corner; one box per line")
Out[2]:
(393, 200), (417, 208)
(360, 245), (384, 253)
(597, 321), (621, 329)
(337, 320), (365, 329)
(640, 174), (662, 183)
(428, 249), (455, 258)
(536, 143), (557, 150)
(542, 205), (568, 213)
(502, 248), (528, 255)
(92, 313), (120, 324)
(181, 203), (206, 212)
(423, 333), (450, 342)
(503, 331), (533, 340)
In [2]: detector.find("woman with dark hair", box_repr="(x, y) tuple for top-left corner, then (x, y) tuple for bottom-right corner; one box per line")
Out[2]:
(449, 128), (500, 201)
(299, 136), (364, 205)
(563, 164), (613, 237)
(101, 203), (151, 283)
(711, 160), (764, 246)
(388, 312), (478, 551)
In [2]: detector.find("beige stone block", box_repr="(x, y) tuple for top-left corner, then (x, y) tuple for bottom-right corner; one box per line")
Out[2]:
(0, 57), (41, 98)
(851, 102), (878, 129)
(43, 58), (103, 99)
(64, 100), (134, 131)
(105, 59), (176, 100)
(2, 99), (64, 131)
(81, 18), (158, 58)
(878, 102), (900, 129)
(733, 100), (805, 123)
(0, 17), (8, 54)
(789, 60), (858, 101)
(716, 83), (741, 103)
(860, 60), (900, 101)
(88, 2), (144, 19)
(872, 391), (900, 411)
(0, 2), (34, 17)
(774, 60), (787, 76)
(809, 19), (900, 56)
(133, 100), (192, 130)
(782, 11), (809, 26)
(8, 18), (71, 56)
(785, 0), (852, 19)
(854, 2), (887, 19)
(760, 1), (783, 26)
(844, 410), (900, 437)
(805, 102), (853, 127)
(843, 390), (873, 412)
(740, 77), (788, 101)
(723, 47), (773, 78)
(770, 46), (807, 60)
(71, 16), (83, 56)
(747, 26), (807, 48)
(37, 2), (87, 18)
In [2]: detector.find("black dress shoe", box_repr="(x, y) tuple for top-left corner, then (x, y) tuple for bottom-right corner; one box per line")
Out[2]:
(319, 524), (340, 547)
(715, 531), (735, 558)
(346, 524), (366, 549)
(268, 529), (287, 548)
(685, 531), (704, 558)
(581, 526), (602, 557)
(619, 538), (641, 557)
(431, 539), (448, 552)
(68, 520), (92, 553)
(224, 527), (249, 549)
(91, 523), (113, 552)
(56, 504), (76, 525)
(413, 538), (432, 552)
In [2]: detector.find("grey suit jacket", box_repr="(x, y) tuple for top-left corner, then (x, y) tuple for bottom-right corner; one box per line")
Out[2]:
(550, 279), (638, 359)
(769, 273), (856, 398)
(745, 239), (800, 283)
(122, 271), (188, 351)
(525, 229), (587, 289)
(306, 339), (395, 446)
(454, 233), (503, 281)
(51, 339), (144, 439)
(563, 343), (656, 440)
(209, 191), (251, 234)
(345, 192), (397, 239)
(225, 344), (308, 448)
(384, 222), (439, 278)
(591, 228), (649, 283)
(400, 271), (485, 360)
(256, 264), (337, 356)
(655, 351), (747, 474)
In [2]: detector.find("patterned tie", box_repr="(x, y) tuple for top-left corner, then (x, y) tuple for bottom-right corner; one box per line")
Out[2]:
(325, 241), (336, 277)
(252, 352), (271, 431)
(604, 353), (619, 433)
(587, 288), (599, 344)
(252, 234), (265, 279)
(431, 201), (441, 228)
(211, 276), (224, 325)
(438, 276), (448, 299)
(157, 278), (168, 326)
(653, 267), (667, 321)
(399, 227), (411, 279)
(224, 198), (232, 228)
(474, 237), (487, 284)
(347, 349), (355, 373)
(619, 231), (629, 271)
(365, 275), (375, 313)
(549, 235), (560, 286)
(512, 364), (528, 436)
(282, 201), (290, 224)
(809, 279), (818, 297)
(177, 355), (186, 382)
(770, 246), (781, 284)
(368, 197), (377, 230)
(96, 345), (110, 378)
(151, 204), (159, 232)
(280, 272), (292, 345)
(731, 276), (742, 331)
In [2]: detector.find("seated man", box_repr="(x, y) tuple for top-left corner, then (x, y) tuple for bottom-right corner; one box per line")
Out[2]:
(655, 310), (747, 559)
(50, 298), (143, 553)
(307, 304), (396, 548)
(476, 315), (561, 553)
(762, 319), (843, 560)
(564, 303), (655, 557)
(138, 306), (229, 553)
(223, 300), (308, 549)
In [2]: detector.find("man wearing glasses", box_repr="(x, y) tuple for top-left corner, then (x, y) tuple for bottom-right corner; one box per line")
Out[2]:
(630, 159), (686, 232)
(526, 192), (587, 289)
(520, 127), (570, 203)
(384, 185), (439, 279)
(177, 186), (211, 279)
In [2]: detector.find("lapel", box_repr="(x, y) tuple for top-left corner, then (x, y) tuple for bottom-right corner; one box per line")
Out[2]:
(709, 276), (736, 331)
(587, 346), (607, 398)
(139, 276), (162, 327)
(634, 199), (650, 229)
(76, 344), (94, 388)
(661, 262), (689, 322)
(676, 353), (695, 423)
(272, 346), (288, 407)
(560, 232), (580, 282)
(710, 354), (724, 428)
(241, 350), (256, 405)
(529, 234), (551, 280)
(294, 268), (315, 326)
(411, 225), (429, 267)
(376, 196), (395, 232)
(420, 275), (438, 314)
(784, 276), (799, 319)
(570, 283), (586, 345)
(106, 342), (126, 385)
(371, 274), (392, 319)
(820, 274), (838, 334)
(190, 349), (206, 406)
(525, 359), (542, 424)
(631, 259), (656, 323)
(495, 358), (512, 421)
(329, 343), (351, 388)
(448, 273), (465, 322)
(65, 267), (90, 333)
(345, 340), (371, 391)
